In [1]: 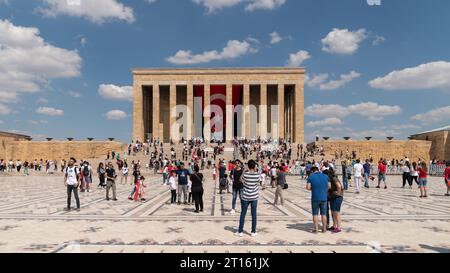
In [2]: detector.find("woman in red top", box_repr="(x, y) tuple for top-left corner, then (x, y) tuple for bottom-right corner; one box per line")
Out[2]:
(417, 162), (428, 198)
(377, 159), (387, 189)
(445, 162), (450, 196)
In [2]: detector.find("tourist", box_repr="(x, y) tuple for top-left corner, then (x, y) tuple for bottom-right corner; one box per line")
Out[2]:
(236, 160), (260, 237)
(341, 161), (349, 190)
(230, 160), (244, 214)
(120, 162), (129, 185)
(133, 176), (146, 202)
(163, 164), (169, 185)
(81, 161), (93, 193)
(218, 162), (229, 193)
(168, 170), (177, 204)
(16, 160), (22, 173)
(64, 158), (80, 211)
(328, 168), (344, 233)
(188, 175), (193, 205)
(97, 162), (106, 188)
(444, 162), (450, 196)
(418, 162), (428, 198)
(402, 162), (413, 189)
(177, 163), (189, 205)
(23, 160), (29, 176)
(363, 159), (371, 188)
(411, 162), (419, 186)
(307, 166), (331, 233)
(377, 159), (388, 189)
(190, 165), (204, 213)
(105, 162), (118, 201)
(274, 164), (287, 206)
(353, 159), (364, 194)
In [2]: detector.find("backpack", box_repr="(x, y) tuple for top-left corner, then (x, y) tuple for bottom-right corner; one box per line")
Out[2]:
(83, 166), (90, 176)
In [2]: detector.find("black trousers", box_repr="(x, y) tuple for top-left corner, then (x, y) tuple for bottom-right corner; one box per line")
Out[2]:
(67, 185), (80, 209)
(171, 190), (177, 203)
(192, 190), (204, 211)
(402, 173), (412, 187)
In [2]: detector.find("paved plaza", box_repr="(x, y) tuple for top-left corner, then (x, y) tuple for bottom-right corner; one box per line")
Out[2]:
(0, 171), (449, 253)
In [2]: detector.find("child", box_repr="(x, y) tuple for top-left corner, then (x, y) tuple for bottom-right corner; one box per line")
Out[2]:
(133, 176), (147, 202)
(168, 170), (177, 204)
(260, 171), (267, 190)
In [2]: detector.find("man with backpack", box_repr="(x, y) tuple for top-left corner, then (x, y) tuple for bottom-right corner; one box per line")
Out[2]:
(81, 161), (92, 192)
(177, 163), (190, 205)
(64, 158), (81, 211)
(218, 161), (230, 194)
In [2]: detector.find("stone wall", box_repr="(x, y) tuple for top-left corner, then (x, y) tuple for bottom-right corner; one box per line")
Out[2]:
(313, 140), (432, 162)
(411, 131), (449, 161)
(0, 141), (127, 161)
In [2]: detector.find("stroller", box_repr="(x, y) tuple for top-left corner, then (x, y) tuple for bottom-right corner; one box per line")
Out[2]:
(219, 174), (230, 194)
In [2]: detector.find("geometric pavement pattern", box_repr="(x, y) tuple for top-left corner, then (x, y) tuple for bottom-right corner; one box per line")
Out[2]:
(0, 171), (449, 253)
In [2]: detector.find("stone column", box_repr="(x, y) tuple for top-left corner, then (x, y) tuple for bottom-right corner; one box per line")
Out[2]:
(260, 84), (267, 140)
(226, 84), (233, 142)
(170, 84), (177, 142)
(152, 85), (160, 141)
(187, 84), (194, 139)
(278, 85), (285, 140)
(132, 81), (144, 142)
(243, 84), (250, 139)
(295, 81), (304, 144)
(204, 84), (211, 141)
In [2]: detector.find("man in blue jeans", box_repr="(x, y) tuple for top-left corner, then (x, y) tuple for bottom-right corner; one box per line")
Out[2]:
(230, 160), (244, 214)
(307, 166), (331, 233)
(363, 159), (371, 188)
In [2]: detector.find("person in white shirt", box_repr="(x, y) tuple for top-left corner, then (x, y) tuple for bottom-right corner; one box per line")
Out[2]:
(353, 159), (364, 194)
(64, 158), (80, 211)
(120, 163), (129, 185)
(168, 171), (177, 204)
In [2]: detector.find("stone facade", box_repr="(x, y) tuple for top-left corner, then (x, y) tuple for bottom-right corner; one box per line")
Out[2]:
(0, 131), (32, 142)
(411, 129), (450, 161)
(312, 140), (433, 162)
(0, 141), (127, 161)
(132, 67), (305, 144)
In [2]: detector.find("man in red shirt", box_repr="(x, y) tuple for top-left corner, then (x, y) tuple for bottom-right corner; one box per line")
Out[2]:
(377, 159), (387, 189)
(445, 162), (450, 196)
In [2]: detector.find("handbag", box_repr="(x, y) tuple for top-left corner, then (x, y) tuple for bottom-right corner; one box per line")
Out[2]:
(283, 183), (289, 190)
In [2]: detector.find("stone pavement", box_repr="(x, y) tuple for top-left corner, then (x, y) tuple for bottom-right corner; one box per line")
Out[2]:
(0, 171), (449, 253)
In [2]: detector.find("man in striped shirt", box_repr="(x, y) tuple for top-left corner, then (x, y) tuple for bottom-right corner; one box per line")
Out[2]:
(236, 160), (260, 237)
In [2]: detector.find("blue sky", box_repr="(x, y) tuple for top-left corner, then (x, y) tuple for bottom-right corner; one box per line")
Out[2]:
(0, 0), (449, 142)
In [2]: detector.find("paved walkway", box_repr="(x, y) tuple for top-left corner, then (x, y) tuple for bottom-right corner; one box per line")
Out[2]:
(0, 171), (449, 253)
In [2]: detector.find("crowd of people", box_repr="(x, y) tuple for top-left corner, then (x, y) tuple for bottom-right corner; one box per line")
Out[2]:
(3, 137), (450, 235)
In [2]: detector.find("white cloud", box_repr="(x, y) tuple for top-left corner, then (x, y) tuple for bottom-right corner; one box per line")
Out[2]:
(98, 84), (133, 101)
(0, 19), (81, 105)
(0, 103), (12, 115)
(321, 28), (367, 55)
(68, 91), (82, 98)
(412, 106), (450, 123)
(305, 104), (350, 118)
(0, 91), (18, 103)
(269, 32), (282, 44)
(307, 118), (343, 128)
(369, 61), (450, 91)
(373, 35), (385, 46)
(37, 0), (135, 24)
(306, 71), (360, 90)
(36, 106), (64, 116)
(28, 120), (48, 125)
(35, 97), (49, 104)
(106, 110), (127, 120)
(192, 0), (285, 13)
(305, 102), (401, 121)
(286, 50), (310, 67)
(167, 39), (258, 65)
